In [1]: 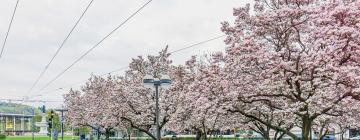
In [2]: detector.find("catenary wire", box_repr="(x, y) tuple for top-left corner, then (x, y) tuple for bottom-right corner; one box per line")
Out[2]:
(27, 0), (95, 93)
(36, 0), (152, 93)
(0, 0), (20, 58)
(39, 34), (225, 95)
(169, 34), (226, 54)
(40, 66), (128, 94)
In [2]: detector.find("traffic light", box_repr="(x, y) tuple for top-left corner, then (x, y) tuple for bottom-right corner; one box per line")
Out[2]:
(48, 110), (55, 129)
(48, 118), (52, 128)
(50, 110), (55, 119)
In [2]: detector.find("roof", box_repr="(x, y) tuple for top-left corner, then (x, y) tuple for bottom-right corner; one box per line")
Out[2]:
(0, 112), (34, 117)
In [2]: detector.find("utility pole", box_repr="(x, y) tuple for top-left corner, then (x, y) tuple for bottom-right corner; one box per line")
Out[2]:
(154, 83), (160, 140)
(55, 108), (68, 140)
(32, 108), (35, 140)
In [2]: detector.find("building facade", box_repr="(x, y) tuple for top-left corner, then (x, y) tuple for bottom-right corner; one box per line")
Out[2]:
(0, 113), (34, 135)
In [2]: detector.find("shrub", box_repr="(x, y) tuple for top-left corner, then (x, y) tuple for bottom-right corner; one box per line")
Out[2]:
(0, 134), (6, 140)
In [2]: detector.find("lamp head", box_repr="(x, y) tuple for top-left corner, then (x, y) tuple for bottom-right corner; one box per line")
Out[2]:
(143, 74), (154, 88)
(160, 74), (172, 89)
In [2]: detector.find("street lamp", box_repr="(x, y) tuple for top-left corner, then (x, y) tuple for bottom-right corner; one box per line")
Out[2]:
(55, 107), (68, 140)
(143, 74), (172, 140)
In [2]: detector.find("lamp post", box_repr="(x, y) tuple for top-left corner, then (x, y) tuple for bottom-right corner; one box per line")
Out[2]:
(143, 74), (171, 140)
(55, 108), (68, 140)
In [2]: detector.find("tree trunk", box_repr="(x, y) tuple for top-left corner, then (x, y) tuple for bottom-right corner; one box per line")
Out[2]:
(195, 129), (202, 140)
(302, 117), (313, 140)
(208, 130), (213, 140)
(126, 128), (132, 140)
(202, 122), (208, 140)
(319, 129), (329, 140)
(251, 125), (270, 140)
(261, 131), (270, 140)
(276, 132), (286, 140)
(274, 131), (279, 140)
(317, 126), (324, 140)
(105, 129), (111, 140)
(339, 125), (346, 140)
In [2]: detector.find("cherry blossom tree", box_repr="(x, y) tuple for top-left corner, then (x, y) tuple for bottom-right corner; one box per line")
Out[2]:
(119, 46), (180, 140)
(64, 75), (127, 140)
(168, 56), (235, 140)
(65, 47), (181, 140)
(221, 0), (360, 140)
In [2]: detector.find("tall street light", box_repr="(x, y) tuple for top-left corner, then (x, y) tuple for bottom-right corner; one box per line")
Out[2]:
(143, 74), (171, 140)
(55, 107), (68, 140)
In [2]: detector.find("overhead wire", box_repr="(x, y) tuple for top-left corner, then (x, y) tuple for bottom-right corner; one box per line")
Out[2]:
(40, 66), (128, 94)
(39, 34), (226, 95)
(0, 0), (20, 59)
(28, 0), (95, 93)
(37, 0), (153, 93)
(169, 34), (226, 54)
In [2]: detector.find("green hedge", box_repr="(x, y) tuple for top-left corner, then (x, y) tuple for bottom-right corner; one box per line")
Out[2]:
(0, 134), (6, 140)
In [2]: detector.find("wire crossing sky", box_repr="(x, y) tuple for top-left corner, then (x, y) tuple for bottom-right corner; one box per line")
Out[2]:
(36, 0), (153, 93)
(0, 0), (247, 108)
(0, 0), (20, 59)
(38, 34), (225, 96)
(27, 0), (95, 94)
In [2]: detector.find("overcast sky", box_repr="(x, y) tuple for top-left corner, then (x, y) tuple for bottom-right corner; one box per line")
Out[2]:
(0, 0), (249, 108)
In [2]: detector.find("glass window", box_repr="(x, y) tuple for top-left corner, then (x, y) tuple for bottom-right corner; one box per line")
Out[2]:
(15, 117), (22, 131)
(0, 117), (4, 132)
(6, 117), (14, 131)
(24, 118), (30, 131)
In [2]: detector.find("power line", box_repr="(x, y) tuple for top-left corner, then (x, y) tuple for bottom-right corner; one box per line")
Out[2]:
(40, 66), (128, 95)
(37, 0), (152, 93)
(28, 0), (95, 93)
(169, 34), (226, 54)
(0, 0), (20, 59)
(39, 34), (225, 94)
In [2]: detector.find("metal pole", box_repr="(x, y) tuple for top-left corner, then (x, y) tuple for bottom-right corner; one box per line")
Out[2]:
(51, 120), (53, 140)
(32, 109), (35, 140)
(155, 84), (160, 140)
(55, 108), (67, 140)
(61, 111), (64, 140)
(50, 128), (52, 140)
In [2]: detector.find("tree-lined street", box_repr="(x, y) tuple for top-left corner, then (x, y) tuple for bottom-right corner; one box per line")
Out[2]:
(0, 0), (360, 140)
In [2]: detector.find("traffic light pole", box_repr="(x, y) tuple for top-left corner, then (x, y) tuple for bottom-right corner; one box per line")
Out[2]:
(50, 131), (51, 140)
(55, 108), (68, 140)
(49, 110), (55, 140)
(61, 111), (64, 140)
(32, 108), (35, 140)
